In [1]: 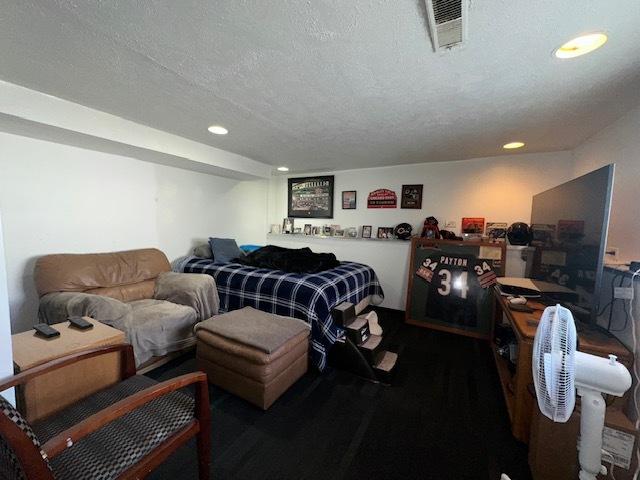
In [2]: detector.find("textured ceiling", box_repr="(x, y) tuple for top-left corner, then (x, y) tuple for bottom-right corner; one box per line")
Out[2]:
(1, 0), (639, 172)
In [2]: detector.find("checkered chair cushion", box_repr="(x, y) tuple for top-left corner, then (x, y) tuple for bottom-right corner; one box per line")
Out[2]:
(31, 375), (195, 480)
(0, 394), (51, 480)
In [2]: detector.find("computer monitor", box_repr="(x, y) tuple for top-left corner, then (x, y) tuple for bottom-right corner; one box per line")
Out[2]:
(529, 164), (614, 325)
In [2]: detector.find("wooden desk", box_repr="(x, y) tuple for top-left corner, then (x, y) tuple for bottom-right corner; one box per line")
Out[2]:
(12, 318), (125, 421)
(491, 290), (633, 443)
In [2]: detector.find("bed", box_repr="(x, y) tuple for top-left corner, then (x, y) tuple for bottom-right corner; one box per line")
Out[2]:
(175, 256), (384, 370)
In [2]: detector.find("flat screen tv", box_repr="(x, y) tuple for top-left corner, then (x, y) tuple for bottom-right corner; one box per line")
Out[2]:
(529, 164), (614, 325)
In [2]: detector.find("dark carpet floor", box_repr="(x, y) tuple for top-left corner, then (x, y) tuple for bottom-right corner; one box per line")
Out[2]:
(147, 309), (531, 480)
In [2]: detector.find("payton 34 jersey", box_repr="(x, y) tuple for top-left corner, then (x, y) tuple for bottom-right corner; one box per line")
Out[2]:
(416, 253), (497, 329)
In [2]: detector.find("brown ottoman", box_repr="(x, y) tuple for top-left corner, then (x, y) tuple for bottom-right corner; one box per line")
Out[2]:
(195, 307), (310, 410)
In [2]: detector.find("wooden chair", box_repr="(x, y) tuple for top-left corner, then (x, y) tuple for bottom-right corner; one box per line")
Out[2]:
(0, 344), (211, 479)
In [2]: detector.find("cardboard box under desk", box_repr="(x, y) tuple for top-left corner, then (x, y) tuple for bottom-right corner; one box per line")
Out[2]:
(529, 401), (638, 480)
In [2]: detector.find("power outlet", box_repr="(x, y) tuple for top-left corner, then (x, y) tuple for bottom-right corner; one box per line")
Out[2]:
(614, 287), (634, 300)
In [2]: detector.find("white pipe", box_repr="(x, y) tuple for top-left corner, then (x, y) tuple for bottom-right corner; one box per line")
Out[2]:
(577, 388), (606, 480)
(575, 351), (632, 396)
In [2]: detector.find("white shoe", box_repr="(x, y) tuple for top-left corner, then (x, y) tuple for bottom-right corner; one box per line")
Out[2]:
(361, 310), (382, 336)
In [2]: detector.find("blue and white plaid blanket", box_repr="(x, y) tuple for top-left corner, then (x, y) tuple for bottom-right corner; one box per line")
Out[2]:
(176, 257), (384, 371)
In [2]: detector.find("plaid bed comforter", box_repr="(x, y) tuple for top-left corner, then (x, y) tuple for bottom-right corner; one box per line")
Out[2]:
(177, 257), (384, 371)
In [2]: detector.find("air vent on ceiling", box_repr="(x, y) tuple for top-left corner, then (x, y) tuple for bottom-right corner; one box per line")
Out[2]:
(424, 0), (469, 52)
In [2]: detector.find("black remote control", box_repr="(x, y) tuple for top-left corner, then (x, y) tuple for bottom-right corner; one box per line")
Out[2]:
(33, 323), (60, 339)
(68, 316), (93, 330)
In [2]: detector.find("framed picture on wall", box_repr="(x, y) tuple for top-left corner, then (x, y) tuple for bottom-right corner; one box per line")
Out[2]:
(288, 175), (334, 218)
(401, 184), (423, 209)
(342, 191), (357, 209)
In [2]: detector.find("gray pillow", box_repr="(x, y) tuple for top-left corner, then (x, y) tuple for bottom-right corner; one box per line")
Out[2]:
(193, 243), (213, 258)
(208, 238), (244, 263)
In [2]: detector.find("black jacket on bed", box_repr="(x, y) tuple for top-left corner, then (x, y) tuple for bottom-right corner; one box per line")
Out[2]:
(235, 245), (340, 274)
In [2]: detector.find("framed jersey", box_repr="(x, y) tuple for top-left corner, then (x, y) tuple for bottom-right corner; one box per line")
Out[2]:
(405, 238), (506, 339)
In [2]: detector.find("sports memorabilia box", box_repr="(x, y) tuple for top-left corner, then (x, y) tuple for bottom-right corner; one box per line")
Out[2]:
(406, 238), (505, 339)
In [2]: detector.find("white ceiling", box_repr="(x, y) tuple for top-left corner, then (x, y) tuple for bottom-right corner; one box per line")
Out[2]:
(1, 0), (639, 172)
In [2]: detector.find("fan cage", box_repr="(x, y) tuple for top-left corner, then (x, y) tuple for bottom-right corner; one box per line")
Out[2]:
(533, 305), (577, 422)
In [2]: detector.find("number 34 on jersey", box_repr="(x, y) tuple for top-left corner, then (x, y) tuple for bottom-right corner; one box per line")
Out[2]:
(416, 255), (497, 299)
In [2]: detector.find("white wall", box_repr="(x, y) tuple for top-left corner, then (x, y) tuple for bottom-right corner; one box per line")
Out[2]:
(572, 106), (640, 425)
(269, 152), (575, 237)
(267, 234), (410, 310)
(0, 132), (268, 333)
(267, 151), (575, 309)
(0, 212), (15, 404)
(572, 105), (640, 263)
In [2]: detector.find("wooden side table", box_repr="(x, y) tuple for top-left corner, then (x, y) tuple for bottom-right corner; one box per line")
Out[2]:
(12, 318), (125, 422)
(491, 290), (633, 443)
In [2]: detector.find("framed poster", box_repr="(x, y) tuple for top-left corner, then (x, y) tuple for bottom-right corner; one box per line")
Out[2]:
(485, 222), (507, 241)
(342, 191), (357, 209)
(461, 217), (485, 234)
(405, 238), (505, 339)
(288, 176), (334, 218)
(367, 189), (397, 208)
(401, 184), (423, 209)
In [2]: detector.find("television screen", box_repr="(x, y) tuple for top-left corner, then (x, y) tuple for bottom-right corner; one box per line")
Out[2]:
(530, 164), (614, 324)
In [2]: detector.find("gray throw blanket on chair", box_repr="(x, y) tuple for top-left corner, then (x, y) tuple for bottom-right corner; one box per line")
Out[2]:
(153, 272), (219, 322)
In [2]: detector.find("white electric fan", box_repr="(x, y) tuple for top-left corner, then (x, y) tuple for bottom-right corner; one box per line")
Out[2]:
(532, 304), (632, 480)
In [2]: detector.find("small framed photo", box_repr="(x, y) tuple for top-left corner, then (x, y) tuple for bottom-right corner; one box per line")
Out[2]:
(334, 229), (345, 237)
(322, 225), (332, 236)
(270, 224), (281, 234)
(282, 217), (294, 234)
(377, 227), (394, 239)
(312, 226), (321, 236)
(401, 184), (423, 209)
(345, 227), (358, 238)
(304, 224), (312, 235)
(293, 227), (302, 234)
(342, 191), (357, 209)
(362, 225), (372, 238)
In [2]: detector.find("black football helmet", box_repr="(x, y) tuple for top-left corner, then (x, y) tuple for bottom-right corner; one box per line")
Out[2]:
(394, 223), (413, 240)
(507, 222), (533, 246)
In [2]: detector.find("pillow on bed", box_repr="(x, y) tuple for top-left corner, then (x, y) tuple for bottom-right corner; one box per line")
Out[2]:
(193, 243), (213, 258)
(208, 237), (245, 263)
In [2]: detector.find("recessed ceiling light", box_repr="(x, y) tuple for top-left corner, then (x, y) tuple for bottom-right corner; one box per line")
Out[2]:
(277, 166), (289, 172)
(207, 125), (228, 135)
(503, 142), (525, 150)
(554, 33), (608, 59)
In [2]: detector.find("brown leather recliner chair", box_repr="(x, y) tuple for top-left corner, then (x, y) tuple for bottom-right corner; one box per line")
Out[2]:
(34, 248), (219, 367)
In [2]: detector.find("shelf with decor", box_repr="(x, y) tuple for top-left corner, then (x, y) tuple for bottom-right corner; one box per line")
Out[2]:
(266, 233), (411, 243)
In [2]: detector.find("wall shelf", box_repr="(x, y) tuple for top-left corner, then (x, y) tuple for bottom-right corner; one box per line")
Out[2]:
(267, 233), (411, 244)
